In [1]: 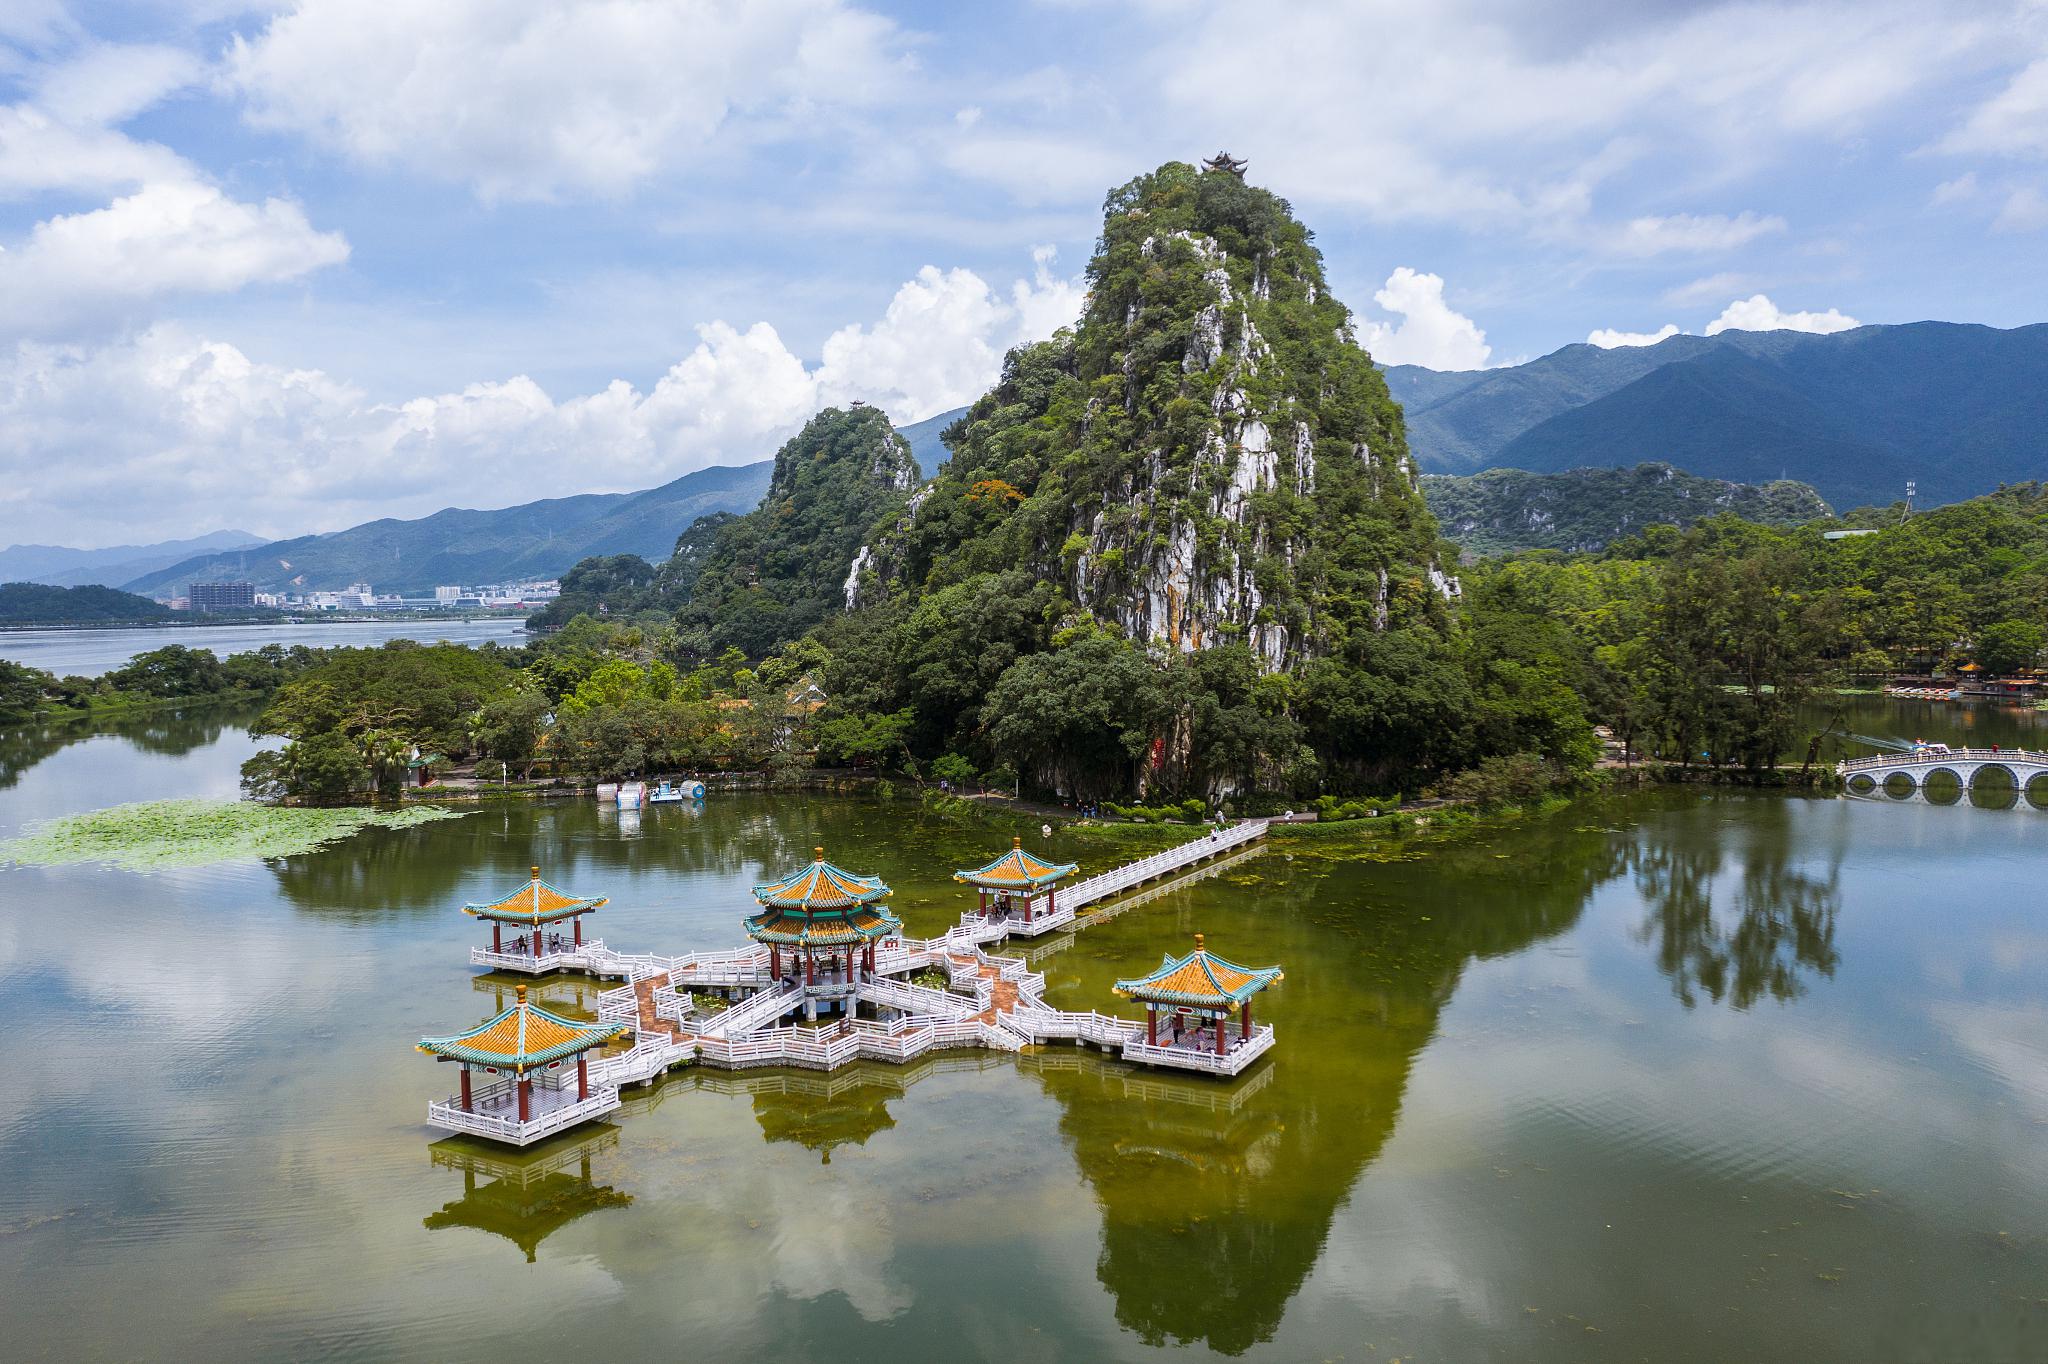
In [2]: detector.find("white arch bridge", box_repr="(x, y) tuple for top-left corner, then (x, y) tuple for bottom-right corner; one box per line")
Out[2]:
(1837, 748), (2048, 805)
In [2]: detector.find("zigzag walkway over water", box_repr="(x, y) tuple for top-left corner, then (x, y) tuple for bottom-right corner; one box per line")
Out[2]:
(425, 821), (1281, 1145)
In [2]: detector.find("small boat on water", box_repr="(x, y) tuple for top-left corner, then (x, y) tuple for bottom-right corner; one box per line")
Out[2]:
(648, 779), (707, 804)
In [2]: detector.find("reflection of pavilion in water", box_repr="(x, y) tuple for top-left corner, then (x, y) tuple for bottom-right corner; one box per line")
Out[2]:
(424, 1127), (633, 1262)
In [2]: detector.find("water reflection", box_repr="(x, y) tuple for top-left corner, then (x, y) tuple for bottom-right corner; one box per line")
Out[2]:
(0, 704), (254, 790)
(424, 1129), (633, 1262)
(1632, 800), (1842, 1009)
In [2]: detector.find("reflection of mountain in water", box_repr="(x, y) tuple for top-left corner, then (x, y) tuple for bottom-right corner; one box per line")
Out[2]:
(1020, 820), (1631, 1355)
(1631, 795), (1842, 1009)
(423, 1129), (632, 1262)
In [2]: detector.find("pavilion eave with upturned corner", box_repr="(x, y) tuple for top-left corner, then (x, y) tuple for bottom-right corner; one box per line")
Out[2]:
(466, 866), (608, 974)
(419, 984), (633, 1146)
(1113, 934), (1283, 1077)
(955, 836), (1078, 928)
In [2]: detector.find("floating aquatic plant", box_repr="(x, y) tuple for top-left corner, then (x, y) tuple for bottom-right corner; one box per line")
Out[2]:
(0, 799), (466, 871)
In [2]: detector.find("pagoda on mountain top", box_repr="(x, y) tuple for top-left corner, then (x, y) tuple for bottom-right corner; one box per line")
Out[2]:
(1201, 150), (1248, 177)
(419, 983), (631, 1144)
(955, 835), (1078, 926)
(744, 847), (901, 1021)
(463, 865), (606, 969)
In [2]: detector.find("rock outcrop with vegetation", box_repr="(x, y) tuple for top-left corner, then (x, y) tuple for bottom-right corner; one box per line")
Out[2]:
(857, 161), (1448, 673)
(675, 405), (919, 658)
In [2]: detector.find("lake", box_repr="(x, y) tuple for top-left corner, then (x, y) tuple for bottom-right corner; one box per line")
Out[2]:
(0, 617), (530, 676)
(3, 703), (2047, 1361)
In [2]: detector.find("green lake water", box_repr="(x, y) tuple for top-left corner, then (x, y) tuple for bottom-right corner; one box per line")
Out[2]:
(3, 701), (2047, 1361)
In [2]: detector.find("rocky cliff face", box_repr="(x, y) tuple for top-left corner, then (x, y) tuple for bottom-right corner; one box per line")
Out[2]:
(675, 404), (918, 657)
(852, 161), (1450, 671)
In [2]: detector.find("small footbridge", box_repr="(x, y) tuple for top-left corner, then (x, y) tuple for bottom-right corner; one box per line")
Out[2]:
(1837, 747), (2048, 804)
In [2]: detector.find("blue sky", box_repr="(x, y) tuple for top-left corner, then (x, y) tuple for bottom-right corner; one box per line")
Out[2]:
(3, 0), (2045, 546)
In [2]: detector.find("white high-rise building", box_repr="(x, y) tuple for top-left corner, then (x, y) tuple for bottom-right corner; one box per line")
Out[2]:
(435, 586), (462, 603)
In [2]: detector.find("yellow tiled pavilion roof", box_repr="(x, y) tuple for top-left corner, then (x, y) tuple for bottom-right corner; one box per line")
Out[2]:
(418, 985), (628, 1070)
(1114, 934), (1283, 1009)
(752, 848), (892, 911)
(462, 867), (608, 925)
(954, 837), (1077, 890)
(743, 904), (901, 946)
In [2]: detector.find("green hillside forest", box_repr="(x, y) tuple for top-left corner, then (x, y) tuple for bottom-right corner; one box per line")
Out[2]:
(1424, 463), (1831, 556)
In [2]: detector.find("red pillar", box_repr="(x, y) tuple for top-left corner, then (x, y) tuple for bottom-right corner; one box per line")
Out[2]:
(1147, 1007), (1157, 1046)
(1242, 1000), (1252, 1041)
(805, 952), (815, 986)
(492, 922), (501, 953)
(1216, 1015), (1227, 1056)
(578, 1055), (589, 1101)
(532, 925), (543, 956)
(460, 1066), (473, 1112)
(517, 1074), (531, 1121)
(771, 945), (781, 978)
(574, 916), (583, 947)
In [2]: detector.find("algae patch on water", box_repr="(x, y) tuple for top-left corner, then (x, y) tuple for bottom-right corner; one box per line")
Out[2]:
(0, 799), (466, 871)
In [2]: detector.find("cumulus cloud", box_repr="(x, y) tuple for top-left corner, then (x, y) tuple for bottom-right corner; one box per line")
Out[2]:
(1704, 293), (1861, 335)
(0, 254), (1082, 544)
(225, 0), (908, 200)
(1608, 212), (1786, 257)
(1587, 323), (1681, 348)
(1357, 268), (1492, 370)
(0, 182), (348, 336)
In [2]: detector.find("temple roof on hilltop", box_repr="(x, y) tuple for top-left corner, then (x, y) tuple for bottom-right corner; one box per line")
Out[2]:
(752, 848), (892, 912)
(744, 903), (901, 947)
(1114, 935), (1283, 1009)
(462, 867), (607, 924)
(418, 985), (629, 1068)
(955, 837), (1077, 890)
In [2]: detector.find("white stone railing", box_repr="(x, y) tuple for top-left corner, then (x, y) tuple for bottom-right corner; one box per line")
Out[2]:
(1120, 1024), (1275, 1076)
(426, 1085), (622, 1146)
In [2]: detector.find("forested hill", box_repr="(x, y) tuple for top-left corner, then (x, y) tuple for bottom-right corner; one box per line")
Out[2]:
(0, 582), (174, 625)
(1424, 463), (1830, 556)
(852, 160), (1446, 670)
(1387, 321), (2048, 509)
(812, 158), (1458, 793)
(673, 405), (920, 657)
(123, 462), (774, 598)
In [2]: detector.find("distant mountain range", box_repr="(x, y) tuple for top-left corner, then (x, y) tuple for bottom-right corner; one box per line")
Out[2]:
(1422, 462), (1832, 557)
(124, 461), (773, 598)
(0, 529), (263, 588)
(1385, 321), (2048, 510)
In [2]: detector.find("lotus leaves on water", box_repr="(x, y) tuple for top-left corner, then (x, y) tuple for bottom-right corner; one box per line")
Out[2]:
(0, 798), (465, 870)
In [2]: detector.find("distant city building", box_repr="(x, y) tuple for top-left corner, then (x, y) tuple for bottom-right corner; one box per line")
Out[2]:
(435, 586), (462, 603)
(189, 581), (255, 611)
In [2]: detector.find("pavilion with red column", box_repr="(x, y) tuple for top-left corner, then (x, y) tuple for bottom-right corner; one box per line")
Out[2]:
(744, 847), (900, 1022)
(464, 866), (607, 963)
(418, 983), (630, 1145)
(1114, 934), (1283, 1059)
(954, 836), (1077, 926)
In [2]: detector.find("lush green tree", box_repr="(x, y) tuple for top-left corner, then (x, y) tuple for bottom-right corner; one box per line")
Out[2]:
(1975, 619), (2044, 677)
(103, 645), (226, 699)
(980, 635), (1173, 798)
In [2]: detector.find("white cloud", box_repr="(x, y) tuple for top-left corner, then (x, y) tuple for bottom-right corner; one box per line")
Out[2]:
(1932, 171), (1980, 204)
(225, 0), (909, 201)
(1943, 56), (2048, 158)
(0, 254), (1082, 543)
(1588, 323), (1681, 348)
(1993, 185), (2048, 231)
(1704, 293), (1861, 335)
(0, 181), (348, 337)
(1608, 211), (1787, 257)
(1357, 267), (1492, 370)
